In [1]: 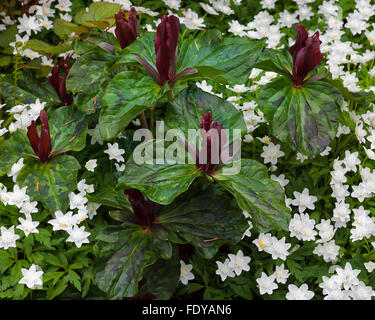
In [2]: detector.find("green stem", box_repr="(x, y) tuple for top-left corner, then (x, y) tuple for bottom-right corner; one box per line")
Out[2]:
(218, 13), (225, 25)
(364, 238), (371, 253)
(167, 89), (174, 101)
(149, 106), (155, 130)
(180, 28), (188, 43)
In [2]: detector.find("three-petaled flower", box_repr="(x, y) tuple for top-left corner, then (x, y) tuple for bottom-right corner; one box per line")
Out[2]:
(114, 7), (139, 49)
(48, 57), (73, 105)
(27, 110), (52, 163)
(135, 15), (197, 88)
(124, 189), (159, 229)
(196, 111), (226, 177)
(289, 24), (324, 89)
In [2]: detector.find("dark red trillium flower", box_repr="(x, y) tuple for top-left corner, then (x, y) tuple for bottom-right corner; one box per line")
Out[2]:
(289, 24), (323, 89)
(196, 111), (226, 177)
(27, 110), (52, 164)
(124, 189), (159, 229)
(48, 57), (73, 106)
(135, 15), (197, 87)
(114, 7), (140, 49)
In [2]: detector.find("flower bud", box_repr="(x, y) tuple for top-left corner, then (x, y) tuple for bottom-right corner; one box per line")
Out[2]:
(114, 7), (139, 49)
(289, 24), (323, 88)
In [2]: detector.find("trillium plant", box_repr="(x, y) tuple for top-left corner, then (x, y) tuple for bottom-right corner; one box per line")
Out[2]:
(135, 14), (197, 90)
(288, 24), (324, 89)
(0, 0), (374, 302)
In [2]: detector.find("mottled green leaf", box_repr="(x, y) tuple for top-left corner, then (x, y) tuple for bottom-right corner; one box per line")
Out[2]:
(254, 47), (293, 77)
(176, 31), (265, 85)
(74, 2), (120, 28)
(159, 186), (248, 258)
(166, 85), (247, 141)
(66, 51), (115, 113)
(66, 51), (114, 95)
(258, 78), (341, 157)
(0, 25), (17, 48)
(0, 70), (60, 107)
(111, 32), (156, 72)
(49, 106), (89, 153)
(215, 159), (290, 233)
(139, 248), (180, 300)
(118, 139), (201, 205)
(54, 18), (89, 38)
(94, 222), (167, 299)
(0, 130), (33, 176)
(24, 39), (73, 55)
(86, 186), (132, 212)
(100, 71), (164, 140)
(114, 31), (265, 86)
(17, 155), (81, 213)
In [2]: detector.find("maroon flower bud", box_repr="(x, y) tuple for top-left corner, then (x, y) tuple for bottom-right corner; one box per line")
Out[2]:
(49, 58), (73, 106)
(27, 110), (52, 164)
(114, 7), (140, 49)
(124, 189), (158, 228)
(155, 15), (180, 86)
(289, 24), (323, 88)
(196, 111), (225, 177)
(135, 15), (197, 88)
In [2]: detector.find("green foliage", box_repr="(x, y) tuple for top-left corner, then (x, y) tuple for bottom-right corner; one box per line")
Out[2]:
(258, 78), (342, 157)
(0, 0), (373, 302)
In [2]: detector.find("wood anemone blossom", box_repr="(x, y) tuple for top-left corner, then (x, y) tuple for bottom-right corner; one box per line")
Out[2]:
(27, 110), (53, 164)
(289, 24), (324, 89)
(135, 15), (197, 88)
(114, 7), (140, 49)
(48, 57), (73, 106)
(124, 189), (159, 229)
(196, 111), (226, 177)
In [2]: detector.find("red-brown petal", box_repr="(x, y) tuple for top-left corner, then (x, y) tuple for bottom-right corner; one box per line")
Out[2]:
(27, 120), (40, 157)
(289, 24), (308, 61)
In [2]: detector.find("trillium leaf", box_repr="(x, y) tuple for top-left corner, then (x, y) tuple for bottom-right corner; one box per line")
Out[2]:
(113, 30), (265, 86)
(254, 48), (293, 77)
(0, 70), (60, 108)
(49, 106), (90, 153)
(24, 39), (73, 55)
(214, 159), (290, 233)
(94, 222), (167, 299)
(112, 32), (156, 72)
(74, 2), (120, 28)
(118, 139), (201, 205)
(86, 187), (132, 212)
(258, 78), (341, 157)
(139, 249), (180, 300)
(158, 185), (248, 259)
(54, 19), (89, 38)
(66, 51), (115, 112)
(0, 130), (33, 176)
(165, 85), (247, 142)
(16, 155), (81, 213)
(100, 71), (164, 140)
(176, 32), (265, 85)
(0, 25), (17, 48)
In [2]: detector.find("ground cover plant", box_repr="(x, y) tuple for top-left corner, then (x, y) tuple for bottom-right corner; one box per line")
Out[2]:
(0, 0), (375, 300)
